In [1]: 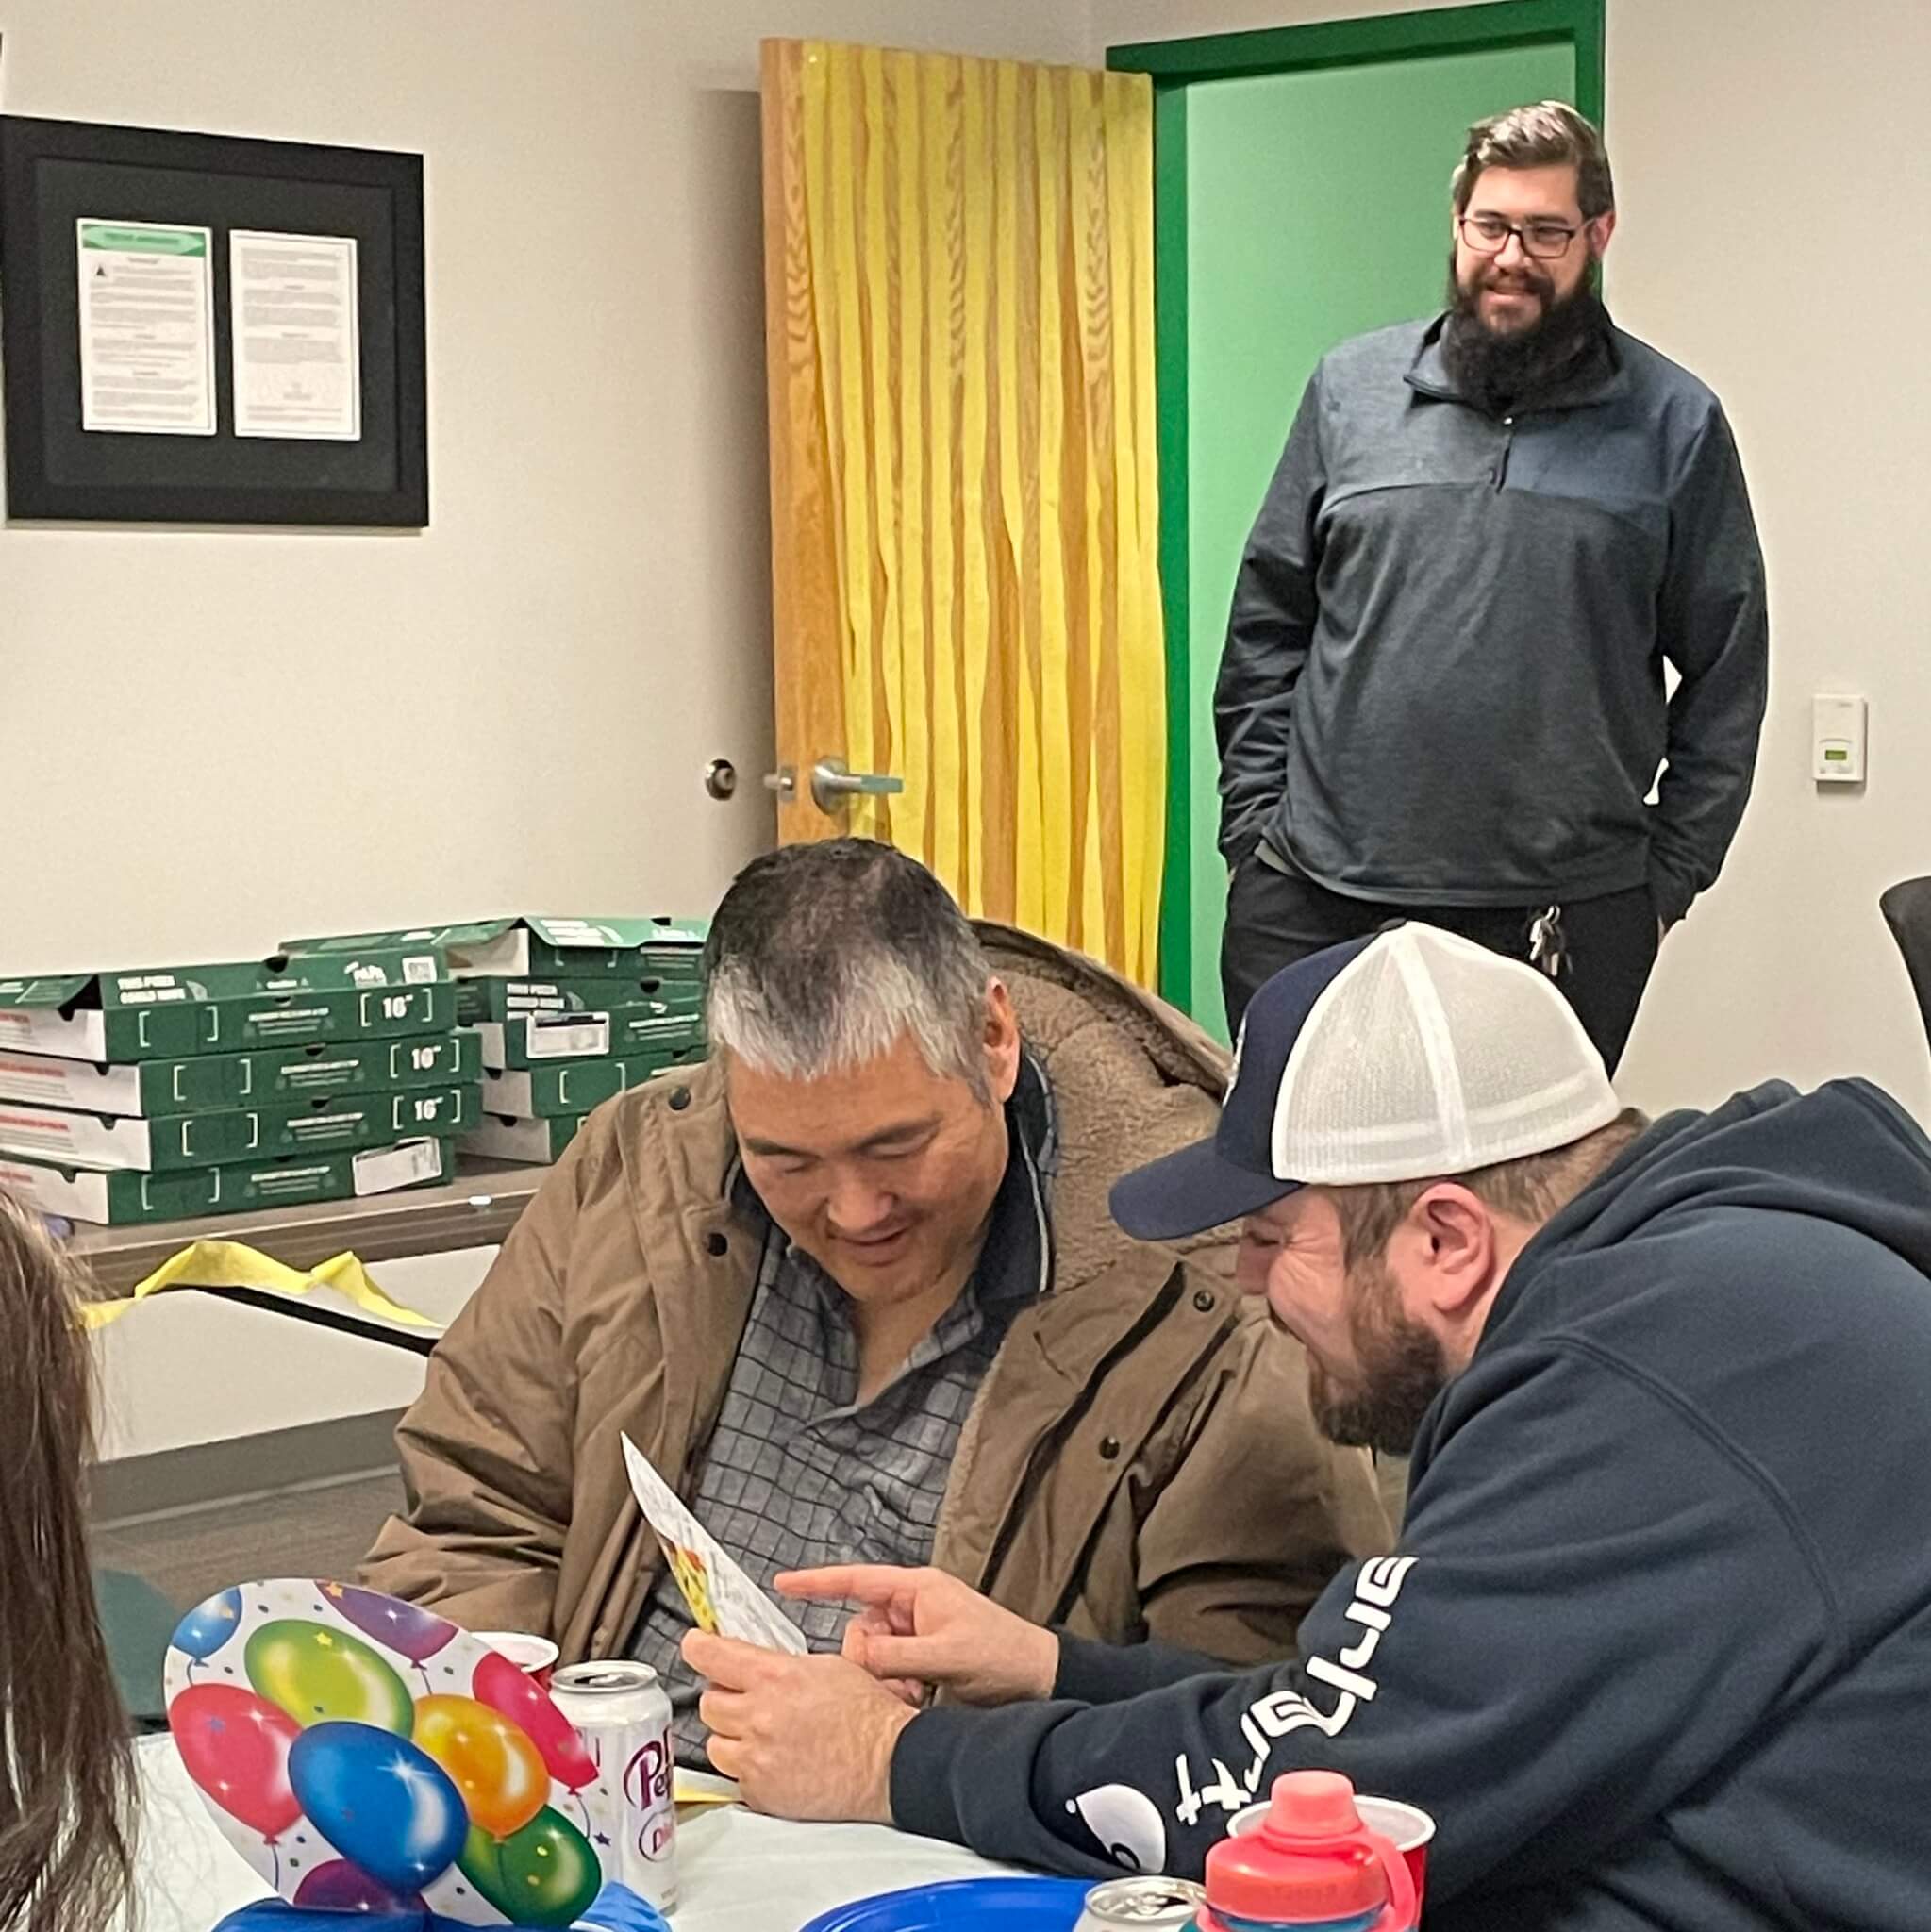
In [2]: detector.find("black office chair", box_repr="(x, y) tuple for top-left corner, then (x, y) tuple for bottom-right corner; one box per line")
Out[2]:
(1879, 878), (1931, 1053)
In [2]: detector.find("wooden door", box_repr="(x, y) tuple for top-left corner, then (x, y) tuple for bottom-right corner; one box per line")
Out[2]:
(758, 39), (1167, 986)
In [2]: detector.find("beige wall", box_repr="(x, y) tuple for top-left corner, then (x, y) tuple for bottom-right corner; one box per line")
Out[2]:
(0, 0), (1094, 975)
(20, 1), (1931, 1459)
(2, 1), (1096, 1464)
(1090, 0), (1931, 1123)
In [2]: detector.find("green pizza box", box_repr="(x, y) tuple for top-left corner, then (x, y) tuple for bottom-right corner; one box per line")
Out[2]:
(459, 1112), (588, 1165)
(285, 917), (708, 981)
(456, 975), (707, 1027)
(0, 950), (453, 1064)
(0, 1136), (453, 1227)
(0, 1086), (478, 1173)
(470, 1010), (707, 1072)
(0, 1030), (480, 1118)
(479, 1045), (707, 1118)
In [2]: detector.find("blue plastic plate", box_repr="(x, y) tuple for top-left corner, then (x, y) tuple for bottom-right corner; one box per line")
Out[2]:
(211, 1880), (669, 1932)
(800, 1877), (1092, 1932)
(212, 1912), (474, 1932)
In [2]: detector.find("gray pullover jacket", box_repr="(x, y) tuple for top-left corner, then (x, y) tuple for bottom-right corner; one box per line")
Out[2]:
(1217, 313), (1767, 925)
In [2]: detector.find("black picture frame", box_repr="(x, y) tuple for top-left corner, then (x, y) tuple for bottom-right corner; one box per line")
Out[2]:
(0, 114), (426, 525)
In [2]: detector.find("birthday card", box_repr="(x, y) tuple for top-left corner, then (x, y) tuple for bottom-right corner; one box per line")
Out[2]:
(619, 1435), (807, 1656)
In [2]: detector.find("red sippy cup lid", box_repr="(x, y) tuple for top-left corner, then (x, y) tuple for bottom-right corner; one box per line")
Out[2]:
(1203, 1772), (1392, 1924)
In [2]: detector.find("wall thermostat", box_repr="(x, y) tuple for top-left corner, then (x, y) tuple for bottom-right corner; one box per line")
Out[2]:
(1812, 694), (1867, 784)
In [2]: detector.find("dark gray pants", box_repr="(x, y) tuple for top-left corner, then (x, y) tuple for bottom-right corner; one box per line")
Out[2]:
(1222, 850), (1660, 1074)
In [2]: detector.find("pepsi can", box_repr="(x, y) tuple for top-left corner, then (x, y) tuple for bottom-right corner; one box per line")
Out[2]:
(548, 1659), (677, 1912)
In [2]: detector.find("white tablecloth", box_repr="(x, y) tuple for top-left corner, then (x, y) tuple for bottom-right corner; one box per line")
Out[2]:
(129, 1734), (1017, 1932)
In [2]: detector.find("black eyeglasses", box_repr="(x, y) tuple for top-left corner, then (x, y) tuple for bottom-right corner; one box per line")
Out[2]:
(1457, 212), (1585, 260)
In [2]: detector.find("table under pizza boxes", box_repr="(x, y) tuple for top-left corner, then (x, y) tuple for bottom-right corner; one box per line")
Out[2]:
(0, 947), (477, 1226)
(284, 918), (709, 1170)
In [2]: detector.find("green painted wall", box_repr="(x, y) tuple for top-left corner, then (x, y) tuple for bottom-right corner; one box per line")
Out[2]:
(1181, 42), (1574, 1039)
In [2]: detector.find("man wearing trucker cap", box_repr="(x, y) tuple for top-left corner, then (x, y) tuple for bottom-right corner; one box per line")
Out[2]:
(688, 924), (1931, 1929)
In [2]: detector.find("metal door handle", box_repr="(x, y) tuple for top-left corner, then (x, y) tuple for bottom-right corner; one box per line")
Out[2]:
(810, 758), (904, 815)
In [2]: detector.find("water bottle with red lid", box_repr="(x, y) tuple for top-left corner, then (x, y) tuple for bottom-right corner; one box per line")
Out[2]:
(1197, 1771), (1419, 1932)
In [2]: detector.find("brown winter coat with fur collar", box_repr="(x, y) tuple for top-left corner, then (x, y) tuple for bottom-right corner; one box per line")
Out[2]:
(362, 925), (1390, 1664)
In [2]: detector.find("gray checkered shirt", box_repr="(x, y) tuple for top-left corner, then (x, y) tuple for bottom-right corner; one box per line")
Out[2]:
(631, 1057), (1057, 1764)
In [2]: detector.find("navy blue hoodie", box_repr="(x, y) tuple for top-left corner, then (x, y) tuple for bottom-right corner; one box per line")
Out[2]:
(892, 1081), (1931, 1929)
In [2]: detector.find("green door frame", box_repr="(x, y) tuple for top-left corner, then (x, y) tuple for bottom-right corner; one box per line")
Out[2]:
(1107, 0), (1606, 1015)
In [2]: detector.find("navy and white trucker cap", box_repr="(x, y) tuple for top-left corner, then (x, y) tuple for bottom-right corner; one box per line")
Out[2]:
(1109, 924), (1621, 1241)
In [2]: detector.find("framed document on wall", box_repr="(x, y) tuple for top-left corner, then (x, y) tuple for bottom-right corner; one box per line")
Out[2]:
(0, 115), (426, 525)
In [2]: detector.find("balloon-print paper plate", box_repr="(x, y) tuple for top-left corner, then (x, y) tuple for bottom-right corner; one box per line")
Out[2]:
(165, 1579), (606, 1927)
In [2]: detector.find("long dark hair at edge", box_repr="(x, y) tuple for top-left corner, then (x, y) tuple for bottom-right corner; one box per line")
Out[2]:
(0, 1196), (134, 1932)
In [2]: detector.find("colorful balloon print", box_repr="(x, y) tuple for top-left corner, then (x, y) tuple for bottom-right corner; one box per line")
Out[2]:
(167, 1579), (613, 1926)
(472, 1645), (597, 1791)
(455, 1822), (517, 1920)
(317, 1580), (459, 1665)
(171, 1685), (303, 1840)
(287, 1722), (468, 1894)
(292, 1859), (424, 1912)
(173, 1587), (245, 1662)
(245, 1618), (413, 1734)
(494, 1806), (603, 1927)
(412, 1694), (548, 1839)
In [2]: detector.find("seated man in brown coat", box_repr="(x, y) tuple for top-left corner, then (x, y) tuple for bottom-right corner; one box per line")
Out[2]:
(363, 839), (1389, 1762)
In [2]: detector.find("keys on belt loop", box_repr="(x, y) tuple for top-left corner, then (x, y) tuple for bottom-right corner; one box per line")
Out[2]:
(1527, 905), (1569, 980)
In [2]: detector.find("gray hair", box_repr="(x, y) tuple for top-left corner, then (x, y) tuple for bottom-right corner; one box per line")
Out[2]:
(703, 839), (993, 1098)
(1451, 100), (1615, 221)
